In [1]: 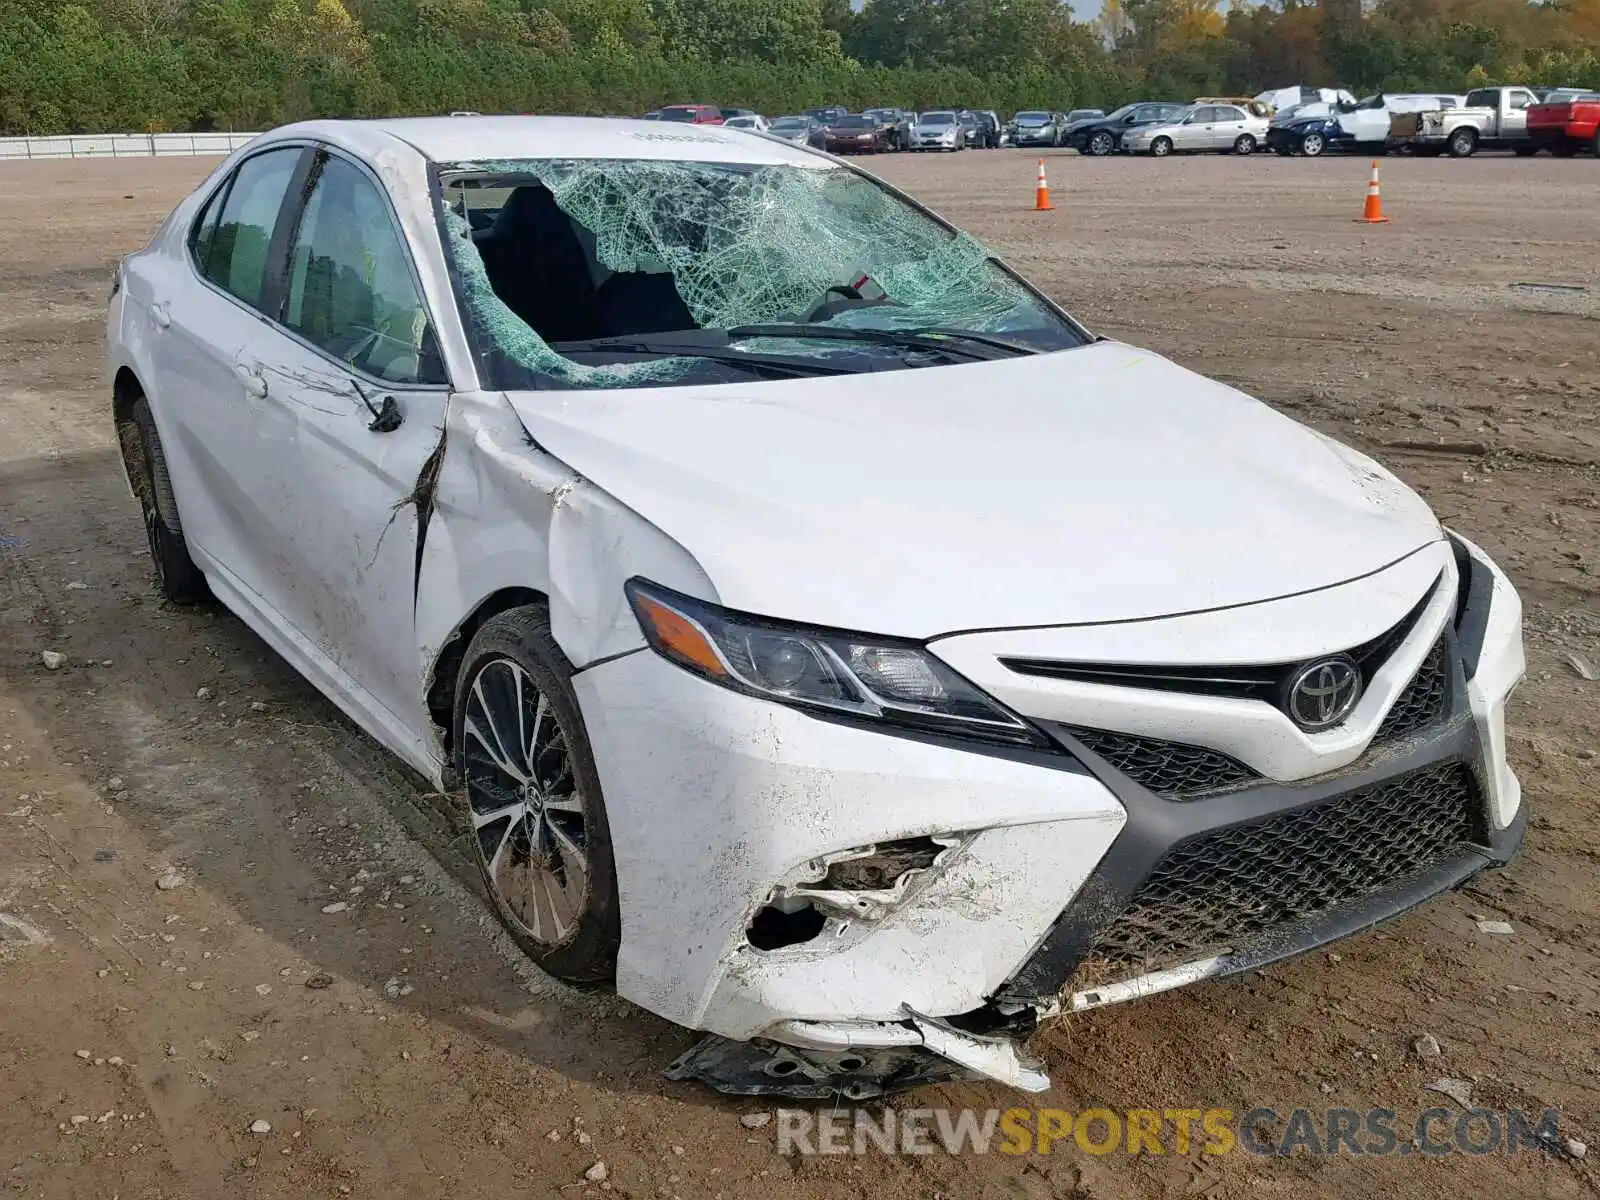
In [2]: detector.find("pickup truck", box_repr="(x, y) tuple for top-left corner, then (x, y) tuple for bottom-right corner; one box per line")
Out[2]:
(1389, 85), (1540, 156)
(1526, 92), (1600, 156)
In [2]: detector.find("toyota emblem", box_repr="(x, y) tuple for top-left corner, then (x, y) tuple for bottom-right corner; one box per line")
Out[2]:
(1285, 658), (1362, 731)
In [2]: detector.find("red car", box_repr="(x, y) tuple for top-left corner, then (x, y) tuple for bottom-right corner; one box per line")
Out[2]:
(655, 104), (725, 126)
(1526, 93), (1600, 156)
(821, 114), (891, 154)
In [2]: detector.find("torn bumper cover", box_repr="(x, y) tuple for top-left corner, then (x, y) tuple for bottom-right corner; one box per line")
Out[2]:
(576, 535), (1524, 1097)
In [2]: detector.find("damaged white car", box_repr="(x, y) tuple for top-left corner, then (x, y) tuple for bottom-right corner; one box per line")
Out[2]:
(106, 116), (1527, 1099)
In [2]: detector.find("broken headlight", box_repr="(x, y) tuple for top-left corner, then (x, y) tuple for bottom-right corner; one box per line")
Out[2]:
(625, 579), (1048, 747)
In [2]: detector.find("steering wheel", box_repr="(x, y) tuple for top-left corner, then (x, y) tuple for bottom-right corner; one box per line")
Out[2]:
(805, 284), (896, 324)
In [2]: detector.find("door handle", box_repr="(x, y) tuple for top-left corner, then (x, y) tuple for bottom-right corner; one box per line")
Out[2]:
(150, 303), (171, 330)
(236, 364), (268, 399)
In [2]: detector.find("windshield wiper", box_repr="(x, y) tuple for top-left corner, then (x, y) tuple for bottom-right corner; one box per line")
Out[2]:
(548, 334), (860, 377)
(723, 323), (1036, 359)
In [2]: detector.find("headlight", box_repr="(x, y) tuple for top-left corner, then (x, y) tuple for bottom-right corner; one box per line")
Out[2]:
(625, 579), (1048, 747)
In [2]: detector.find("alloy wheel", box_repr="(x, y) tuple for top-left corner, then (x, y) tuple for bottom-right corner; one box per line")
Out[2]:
(462, 657), (590, 946)
(1090, 131), (1113, 156)
(1301, 132), (1324, 156)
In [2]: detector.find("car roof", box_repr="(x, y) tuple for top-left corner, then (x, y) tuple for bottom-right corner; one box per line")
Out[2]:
(252, 116), (825, 169)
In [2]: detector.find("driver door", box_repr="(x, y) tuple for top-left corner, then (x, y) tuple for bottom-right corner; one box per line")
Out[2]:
(1173, 108), (1214, 149)
(228, 147), (452, 752)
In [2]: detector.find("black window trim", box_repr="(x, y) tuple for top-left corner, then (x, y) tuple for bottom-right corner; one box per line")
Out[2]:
(185, 142), (315, 318)
(184, 138), (452, 392)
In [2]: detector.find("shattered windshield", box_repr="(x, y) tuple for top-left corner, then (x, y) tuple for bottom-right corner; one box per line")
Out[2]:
(440, 158), (1085, 391)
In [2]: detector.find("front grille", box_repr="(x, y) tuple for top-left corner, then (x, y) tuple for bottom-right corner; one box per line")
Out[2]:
(1374, 638), (1449, 743)
(1064, 727), (1257, 800)
(1081, 762), (1477, 976)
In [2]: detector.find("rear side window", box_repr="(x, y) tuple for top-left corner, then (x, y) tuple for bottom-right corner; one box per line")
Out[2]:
(281, 153), (443, 385)
(195, 147), (301, 310)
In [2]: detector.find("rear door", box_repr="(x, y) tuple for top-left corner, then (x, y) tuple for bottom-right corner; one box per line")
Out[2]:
(140, 144), (311, 580)
(1211, 105), (1248, 147)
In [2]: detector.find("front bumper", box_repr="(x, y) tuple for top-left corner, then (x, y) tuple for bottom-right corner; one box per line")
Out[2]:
(577, 535), (1524, 1083)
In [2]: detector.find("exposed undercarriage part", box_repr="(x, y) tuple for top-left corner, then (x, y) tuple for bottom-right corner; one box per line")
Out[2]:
(666, 1005), (1050, 1099)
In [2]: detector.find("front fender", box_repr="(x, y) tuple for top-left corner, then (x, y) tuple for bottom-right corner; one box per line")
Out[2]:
(414, 393), (716, 758)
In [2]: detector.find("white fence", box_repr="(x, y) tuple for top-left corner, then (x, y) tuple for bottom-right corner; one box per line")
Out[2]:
(0, 132), (261, 161)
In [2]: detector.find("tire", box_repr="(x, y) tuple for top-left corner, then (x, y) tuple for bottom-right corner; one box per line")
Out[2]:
(1150, 136), (1173, 157)
(1447, 127), (1477, 157)
(1087, 130), (1115, 156)
(127, 396), (207, 603)
(453, 606), (621, 984)
(1554, 141), (1577, 158)
(1300, 132), (1325, 157)
(1233, 134), (1256, 155)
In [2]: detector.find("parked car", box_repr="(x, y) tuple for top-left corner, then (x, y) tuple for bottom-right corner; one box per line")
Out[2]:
(656, 104), (725, 125)
(861, 107), (915, 151)
(1195, 96), (1273, 119)
(767, 115), (825, 148)
(108, 112), (1528, 1099)
(1389, 85), (1540, 157)
(969, 110), (1002, 148)
(1064, 108), (1104, 124)
(719, 108), (758, 122)
(1325, 92), (1462, 153)
(1254, 86), (1356, 114)
(1122, 104), (1269, 156)
(820, 114), (892, 154)
(1525, 91), (1600, 156)
(1266, 110), (1344, 156)
(956, 110), (982, 147)
(803, 105), (850, 126)
(1065, 102), (1190, 155)
(721, 114), (770, 134)
(1009, 110), (1065, 148)
(912, 110), (966, 151)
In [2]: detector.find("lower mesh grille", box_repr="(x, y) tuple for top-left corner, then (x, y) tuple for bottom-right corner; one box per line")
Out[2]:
(1081, 762), (1477, 976)
(1374, 638), (1450, 742)
(1065, 727), (1257, 799)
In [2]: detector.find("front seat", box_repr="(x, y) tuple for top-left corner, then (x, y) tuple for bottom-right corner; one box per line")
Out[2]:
(476, 185), (602, 343)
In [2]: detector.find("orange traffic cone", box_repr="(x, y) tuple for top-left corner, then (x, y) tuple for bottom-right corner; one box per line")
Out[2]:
(1034, 159), (1053, 211)
(1357, 159), (1388, 224)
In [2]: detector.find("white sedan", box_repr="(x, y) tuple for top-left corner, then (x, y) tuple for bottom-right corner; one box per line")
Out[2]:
(1123, 103), (1271, 155)
(107, 116), (1526, 1097)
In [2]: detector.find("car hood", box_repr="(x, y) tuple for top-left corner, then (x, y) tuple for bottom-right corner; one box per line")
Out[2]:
(502, 341), (1441, 638)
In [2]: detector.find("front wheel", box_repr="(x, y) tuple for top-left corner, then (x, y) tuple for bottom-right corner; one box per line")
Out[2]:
(1088, 130), (1115, 156)
(127, 397), (208, 603)
(454, 606), (621, 984)
(1447, 127), (1477, 157)
(1233, 134), (1256, 155)
(1300, 131), (1325, 157)
(1150, 136), (1173, 157)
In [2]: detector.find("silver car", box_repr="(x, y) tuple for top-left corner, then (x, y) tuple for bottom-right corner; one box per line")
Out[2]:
(912, 111), (965, 151)
(1123, 104), (1270, 156)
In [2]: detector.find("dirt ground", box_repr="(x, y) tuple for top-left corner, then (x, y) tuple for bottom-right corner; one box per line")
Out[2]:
(1, 148), (1596, 1200)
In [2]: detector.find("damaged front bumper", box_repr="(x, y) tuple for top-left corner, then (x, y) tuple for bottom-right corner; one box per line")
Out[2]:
(575, 535), (1525, 1097)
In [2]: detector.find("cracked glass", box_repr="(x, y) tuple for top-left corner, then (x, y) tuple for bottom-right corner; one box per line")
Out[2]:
(438, 158), (1085, 390)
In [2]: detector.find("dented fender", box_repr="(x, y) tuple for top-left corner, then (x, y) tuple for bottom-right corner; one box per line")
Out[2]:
(414, 392), (716, 760)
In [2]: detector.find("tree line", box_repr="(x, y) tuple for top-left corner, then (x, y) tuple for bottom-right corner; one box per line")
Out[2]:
(2, 0), (1598, 136)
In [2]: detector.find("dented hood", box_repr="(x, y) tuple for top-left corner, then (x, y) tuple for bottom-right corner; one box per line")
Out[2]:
(503, 341), (1441, 638)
